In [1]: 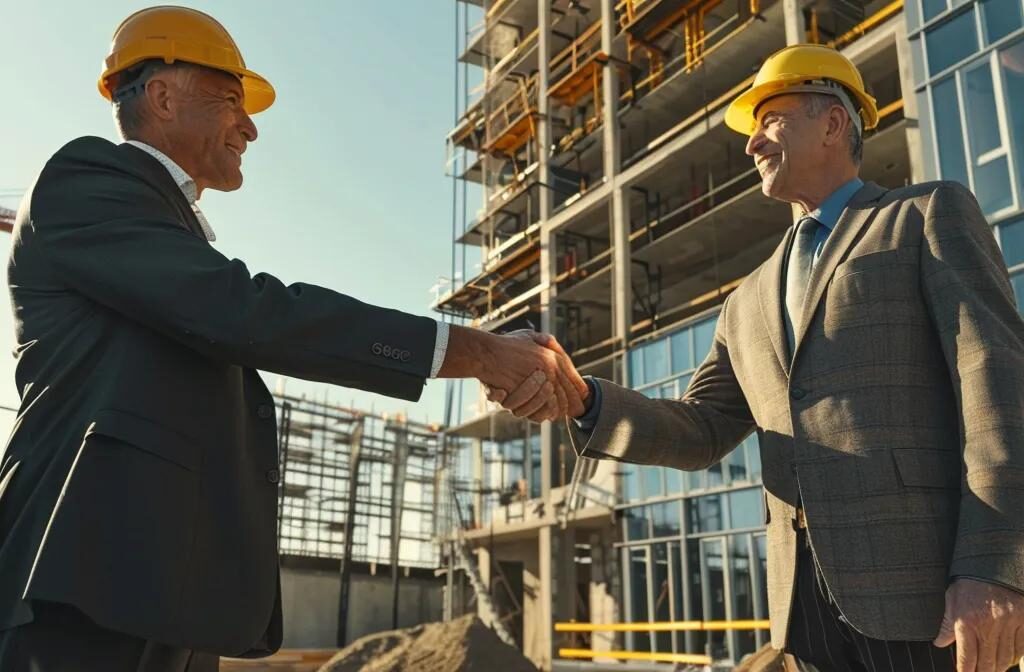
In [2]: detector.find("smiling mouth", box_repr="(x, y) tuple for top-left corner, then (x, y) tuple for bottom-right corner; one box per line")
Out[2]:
(226, 145), (244, 158)
(757, 154), (779, 170)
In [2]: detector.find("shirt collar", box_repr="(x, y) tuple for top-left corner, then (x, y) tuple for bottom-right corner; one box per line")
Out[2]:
(124, 140), (215, 242)
(808, 177), (864, 232)
(125, 140), (198, 204)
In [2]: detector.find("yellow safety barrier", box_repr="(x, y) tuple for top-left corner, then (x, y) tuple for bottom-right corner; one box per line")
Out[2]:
(555, 620), (770, 666)
(560, 648), (713, 665)
(555, 619), (770, 633)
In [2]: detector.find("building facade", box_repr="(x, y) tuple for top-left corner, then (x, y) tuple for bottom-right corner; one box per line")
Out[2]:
(435, 0), (1024, 669)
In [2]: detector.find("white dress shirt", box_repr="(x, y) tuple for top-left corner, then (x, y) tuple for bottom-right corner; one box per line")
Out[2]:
(122, 140), (450, 377)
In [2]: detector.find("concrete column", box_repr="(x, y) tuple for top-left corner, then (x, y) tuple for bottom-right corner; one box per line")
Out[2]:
(537, 4), (557, 669)
(472, 438), (484, 527)
(783, 0), (805, 45)
(602, 0), (631, 385)
(894, 21), (926, 184)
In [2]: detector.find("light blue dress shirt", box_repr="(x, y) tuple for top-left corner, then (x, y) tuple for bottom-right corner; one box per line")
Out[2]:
(574, 178), (865, 430)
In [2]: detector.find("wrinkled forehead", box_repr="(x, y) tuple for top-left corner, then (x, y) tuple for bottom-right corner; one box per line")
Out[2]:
(753, 93), (807, 124)
(190, 65), (244, 97)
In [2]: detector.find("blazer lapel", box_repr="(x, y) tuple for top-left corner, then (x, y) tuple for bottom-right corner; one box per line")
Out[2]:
(118, 144), (206, 240)
(758, 225), (796, 377)
(792, 181), (888, 354)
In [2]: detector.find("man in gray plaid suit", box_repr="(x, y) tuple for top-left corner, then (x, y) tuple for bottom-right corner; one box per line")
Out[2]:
(491, 45), (1024, 672)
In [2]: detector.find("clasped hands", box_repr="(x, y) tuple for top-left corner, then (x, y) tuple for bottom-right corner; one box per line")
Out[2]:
(480, 330), (588, 423)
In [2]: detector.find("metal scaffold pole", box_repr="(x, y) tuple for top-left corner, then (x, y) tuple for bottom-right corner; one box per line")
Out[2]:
(335, 417), (365, 647)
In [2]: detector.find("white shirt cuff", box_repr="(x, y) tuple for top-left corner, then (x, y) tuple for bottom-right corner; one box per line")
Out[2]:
(430, 321), (450, 378)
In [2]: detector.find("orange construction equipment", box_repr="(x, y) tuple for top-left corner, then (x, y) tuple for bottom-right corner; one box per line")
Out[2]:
(98, 5), (275, 114)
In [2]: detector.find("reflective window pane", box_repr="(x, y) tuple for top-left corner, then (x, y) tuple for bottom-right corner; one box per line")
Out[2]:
(630, 348), (644, 386)
(652, 544), (672, 651)
(982, 0), (1024, 44)
(911, 36), (927, 87)
(745, 434), (763, 482)
(964, 62), (1002, 157)
(933, 77), (971, 186)
(1012, 271), (1024, 312)
(906, 0), (922, 31)
(702, 539), (728, 660)
(927, 9), (980, 75)
(729, 488), (764, 529)
(687, 540), (708, 653)
(975, 155), (1014, 215)
(923, 0), (948, 22)
(643, 339), (670, 383)
(670, 328), (693, 373)
(621, 464), (640, 502)
(661, 381), (677, 399)
(665, 467), (683, 495)
(641, 465), (664, 499)
(629, 548), (651, 650)
(755, 535), (769, 618)
(688, 469), (705, 492)
(624, 506), (650, 540)
(730, 535), (758, 658)
(678, 373), (694, 397)
(652, 501), (682, 537)
(694, 318), (716, 365)
(1001, 40), (1024, 202)
(642, 386), (661, 399)
(707, 460), (724, 488)
(690, 494), (724, 533)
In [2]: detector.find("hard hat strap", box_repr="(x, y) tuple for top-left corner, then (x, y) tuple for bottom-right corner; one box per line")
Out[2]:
(111, 60), (166, 104)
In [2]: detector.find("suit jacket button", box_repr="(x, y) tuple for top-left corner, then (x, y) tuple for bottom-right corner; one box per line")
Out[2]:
(266, 468), (280, 484)
(257, 404), (274, 419)
(790, 387), (806, 400)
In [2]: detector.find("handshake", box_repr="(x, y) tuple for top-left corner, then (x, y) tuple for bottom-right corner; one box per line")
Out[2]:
(441, 326), (590, 423)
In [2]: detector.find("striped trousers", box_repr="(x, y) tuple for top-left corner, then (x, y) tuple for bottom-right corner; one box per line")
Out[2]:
(784, 531), (1021, 672)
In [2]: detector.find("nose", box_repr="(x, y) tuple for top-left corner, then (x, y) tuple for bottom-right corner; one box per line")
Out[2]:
(746, 126), (765, 157)
(239, 110), (258, 143)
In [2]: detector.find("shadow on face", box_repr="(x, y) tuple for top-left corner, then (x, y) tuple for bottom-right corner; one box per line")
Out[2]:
(744, 94), (830, 204)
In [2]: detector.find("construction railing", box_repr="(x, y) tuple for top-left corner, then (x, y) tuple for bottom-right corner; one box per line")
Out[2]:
(484, 75), (539, 157)
(807, 0), (904, 49)
(555, 619), (771, 666)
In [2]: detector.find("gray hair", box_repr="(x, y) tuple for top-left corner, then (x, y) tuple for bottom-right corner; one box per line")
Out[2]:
(802, 92), (863, 164)
(111, 60), (202, 140)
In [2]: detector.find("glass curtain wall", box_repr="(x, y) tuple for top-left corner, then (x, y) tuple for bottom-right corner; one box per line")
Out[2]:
(617, 310), (768, 664)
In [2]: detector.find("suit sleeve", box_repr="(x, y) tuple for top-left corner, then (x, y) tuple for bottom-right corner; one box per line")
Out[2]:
(566, 294), (755, 470)
(26, 149), (438, 402)
(919, 181), (1024, 592)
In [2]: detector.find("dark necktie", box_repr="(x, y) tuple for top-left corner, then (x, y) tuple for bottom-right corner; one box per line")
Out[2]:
(784, 216), (821, 354)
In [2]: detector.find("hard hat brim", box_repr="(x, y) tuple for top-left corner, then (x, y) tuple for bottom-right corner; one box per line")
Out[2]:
(725, 74), (878, 136)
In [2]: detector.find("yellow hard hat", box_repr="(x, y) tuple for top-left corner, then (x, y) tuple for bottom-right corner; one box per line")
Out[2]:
(98, 5), (275, 115)
(725, 44), (877, 135)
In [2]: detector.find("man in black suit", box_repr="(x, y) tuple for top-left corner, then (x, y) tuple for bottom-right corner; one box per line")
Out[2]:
(0, 7), (584, 671)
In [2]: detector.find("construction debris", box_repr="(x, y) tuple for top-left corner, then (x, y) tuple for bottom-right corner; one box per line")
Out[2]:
(318, 614), (537, 672)
(733, 643), (790, 672)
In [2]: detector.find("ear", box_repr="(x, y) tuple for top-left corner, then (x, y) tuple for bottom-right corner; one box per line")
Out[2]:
(822, 104), (848, 148)
(142, 75), (175, 122)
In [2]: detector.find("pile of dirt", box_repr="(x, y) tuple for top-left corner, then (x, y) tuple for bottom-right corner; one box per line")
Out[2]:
(734, 643), (789, 672)
(319, 614), (537, 672)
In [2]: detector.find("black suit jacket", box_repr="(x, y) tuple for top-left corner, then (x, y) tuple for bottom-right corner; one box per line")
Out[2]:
(0, 137), (438, 656)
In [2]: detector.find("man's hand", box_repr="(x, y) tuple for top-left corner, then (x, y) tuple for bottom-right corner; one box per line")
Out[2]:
(934, 578), (1024, 672)
(482, 331), (587, 423)
(438, 326), (587, 423)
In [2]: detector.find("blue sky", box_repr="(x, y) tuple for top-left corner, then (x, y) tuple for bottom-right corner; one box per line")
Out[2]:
(0, 1), (480, 436)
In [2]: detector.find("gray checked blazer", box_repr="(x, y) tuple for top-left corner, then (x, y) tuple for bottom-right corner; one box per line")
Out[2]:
(569, 181), (1024, 648)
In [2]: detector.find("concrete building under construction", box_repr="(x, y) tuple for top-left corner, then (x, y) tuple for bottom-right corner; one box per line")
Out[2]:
(434, 0), (1024, 669)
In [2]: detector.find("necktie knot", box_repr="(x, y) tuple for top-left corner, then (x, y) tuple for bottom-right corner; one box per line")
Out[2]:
(797, 215), (821, 238)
